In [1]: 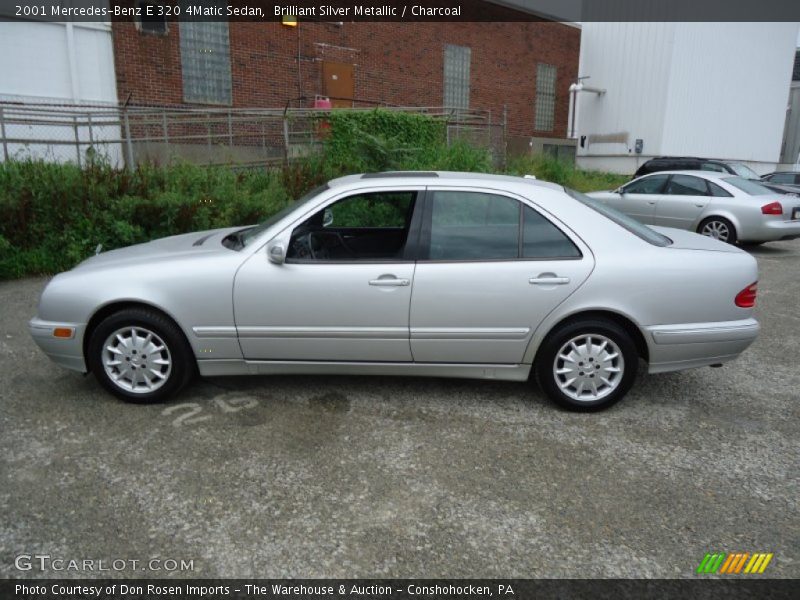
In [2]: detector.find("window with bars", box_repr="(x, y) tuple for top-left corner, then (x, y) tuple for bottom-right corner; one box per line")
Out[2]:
(137, 1), (168, 35)
(180, 3), (232, 105)
(443, 44), (471, 109)
(535, 63), (557, 132)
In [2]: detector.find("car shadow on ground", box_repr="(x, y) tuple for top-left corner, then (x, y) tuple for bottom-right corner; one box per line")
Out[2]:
(741, 242), (795, 256)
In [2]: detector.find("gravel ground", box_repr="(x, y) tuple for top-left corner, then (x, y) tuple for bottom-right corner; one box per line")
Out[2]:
(0, 241), (798, 579)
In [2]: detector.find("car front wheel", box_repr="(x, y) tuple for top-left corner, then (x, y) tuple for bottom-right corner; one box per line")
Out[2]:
(87, 308), (195, 403)
(535, 318), (639, 411)
(698, 216), (737, 245)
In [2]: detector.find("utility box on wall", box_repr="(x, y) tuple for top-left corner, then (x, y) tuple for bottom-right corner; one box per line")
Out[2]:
(507, 135), (577, 163)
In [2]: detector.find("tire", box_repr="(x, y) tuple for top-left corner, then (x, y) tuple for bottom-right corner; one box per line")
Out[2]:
(535, 318), (639, 411)
(697, 216), (737, 245)
(87, 307), (196, 403)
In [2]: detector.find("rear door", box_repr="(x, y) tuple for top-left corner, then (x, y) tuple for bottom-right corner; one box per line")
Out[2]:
(409, 188), (594, 364)
(653, 174), (711, 229)
(606, 174), (669, 224)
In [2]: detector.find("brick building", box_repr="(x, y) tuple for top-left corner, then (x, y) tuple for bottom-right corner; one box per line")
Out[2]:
(111, 4), (580, 150)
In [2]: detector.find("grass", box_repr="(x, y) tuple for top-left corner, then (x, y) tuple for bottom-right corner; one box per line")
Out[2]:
(0, 150), (627, 280)
(507, 154), (629, 193)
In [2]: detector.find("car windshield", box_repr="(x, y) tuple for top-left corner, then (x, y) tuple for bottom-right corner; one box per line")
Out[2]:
(566, 188), (672, 247)
(237, 184), (330, 247)
(727, 163), (760, 180)
(722, 177), (773, 196)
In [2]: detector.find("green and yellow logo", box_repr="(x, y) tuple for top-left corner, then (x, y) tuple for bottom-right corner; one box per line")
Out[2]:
(697, 552), (773, 574)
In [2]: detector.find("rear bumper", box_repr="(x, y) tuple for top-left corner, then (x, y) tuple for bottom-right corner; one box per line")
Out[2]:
(28, 317), (87, 373)
(741, 219), (800, 242)
(646, 318), (759, 374)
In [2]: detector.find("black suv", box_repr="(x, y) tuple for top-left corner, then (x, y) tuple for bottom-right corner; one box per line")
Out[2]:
(633, 157), (798, 196)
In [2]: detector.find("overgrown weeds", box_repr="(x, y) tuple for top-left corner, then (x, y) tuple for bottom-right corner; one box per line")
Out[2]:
(0, 110), (628, 279)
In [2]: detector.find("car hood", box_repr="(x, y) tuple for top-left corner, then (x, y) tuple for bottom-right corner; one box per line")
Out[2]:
(71, 226), (245, 272)
(649, 226), (743, 253)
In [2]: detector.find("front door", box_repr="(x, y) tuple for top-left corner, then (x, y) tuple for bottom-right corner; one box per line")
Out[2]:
(409, 189), (594, 364)
(233, 188), (422, 362)
(607, 173), (670, 224)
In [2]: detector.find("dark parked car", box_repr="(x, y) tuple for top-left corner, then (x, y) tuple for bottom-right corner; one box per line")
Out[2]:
(761, 171), (800, 193)
(633, 157), (799, 196)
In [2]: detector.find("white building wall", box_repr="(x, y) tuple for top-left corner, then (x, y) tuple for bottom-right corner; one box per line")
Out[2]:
(575, 22), (800, 175)
(0, 21), (117, 104)
(0, 20), (121, 165)
(661, 22), (798, 166)
(574, 22), (676, 173)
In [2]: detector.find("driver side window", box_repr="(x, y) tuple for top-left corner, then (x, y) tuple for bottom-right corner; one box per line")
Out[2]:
(623, 174), (668, 194)
(287, 191), (417, 262)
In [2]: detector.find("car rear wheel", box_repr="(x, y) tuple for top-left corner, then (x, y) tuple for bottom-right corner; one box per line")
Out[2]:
(87, 308), (195, 403)
(698, 217), (737, 245)
(535, 318), (638, 411)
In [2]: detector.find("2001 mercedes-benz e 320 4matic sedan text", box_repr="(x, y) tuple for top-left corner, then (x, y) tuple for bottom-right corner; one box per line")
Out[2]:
(29, 172), (760, 410)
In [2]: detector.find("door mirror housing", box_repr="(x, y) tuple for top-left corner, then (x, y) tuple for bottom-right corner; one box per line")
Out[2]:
(267, 242), (286, 264)
(322, 208), (334, 227)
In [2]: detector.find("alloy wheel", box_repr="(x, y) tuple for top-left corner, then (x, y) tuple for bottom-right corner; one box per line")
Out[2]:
(701, 220), (730, 242)
(552, 334), (625, 402)
(102, 326), (172, 394)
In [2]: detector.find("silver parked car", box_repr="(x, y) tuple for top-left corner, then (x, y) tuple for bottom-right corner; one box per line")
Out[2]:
(29, 172), (760, 411)
(588, 170), (800, 244)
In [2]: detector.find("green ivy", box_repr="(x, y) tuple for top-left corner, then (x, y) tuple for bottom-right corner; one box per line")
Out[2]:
(0, 112), (623, 280)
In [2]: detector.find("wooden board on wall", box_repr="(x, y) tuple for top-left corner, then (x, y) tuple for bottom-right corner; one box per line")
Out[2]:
(322, 61), (355, 108)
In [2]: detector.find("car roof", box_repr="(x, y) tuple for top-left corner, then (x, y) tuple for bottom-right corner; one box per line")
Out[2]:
(637, 169), (734, 180)
(648, 156), (730, 163)
(328, 171), (565, 191)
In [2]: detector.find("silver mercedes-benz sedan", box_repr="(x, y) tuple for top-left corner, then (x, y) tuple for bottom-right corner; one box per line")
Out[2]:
(587, 170), (800, 244)
(29, 172), (760, 411)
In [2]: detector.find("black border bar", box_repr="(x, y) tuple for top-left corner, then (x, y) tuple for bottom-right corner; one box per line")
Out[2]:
(3, 0), (800, 22)
(3, 579), (800, 600)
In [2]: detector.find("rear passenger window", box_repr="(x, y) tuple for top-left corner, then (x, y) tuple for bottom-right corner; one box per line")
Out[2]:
(523, 206), (580, 258)
(428, 191), (519, 260)
(425, 191), (580, 261)
(665, 175), (709, 196)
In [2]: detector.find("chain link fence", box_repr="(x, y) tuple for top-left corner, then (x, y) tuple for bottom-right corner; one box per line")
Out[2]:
(0, 102), (507, 170)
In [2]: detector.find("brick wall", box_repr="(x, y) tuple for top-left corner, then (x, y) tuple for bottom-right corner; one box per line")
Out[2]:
(112, 18), (579, 138)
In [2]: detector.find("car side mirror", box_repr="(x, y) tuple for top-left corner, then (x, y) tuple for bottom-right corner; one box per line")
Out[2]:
(267, 242), (286, 265)
(616, 187), (626, 195)
(322, 208), (334, 228)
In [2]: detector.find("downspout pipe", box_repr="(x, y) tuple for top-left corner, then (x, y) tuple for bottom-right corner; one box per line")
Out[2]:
(568, 82), (606, 140)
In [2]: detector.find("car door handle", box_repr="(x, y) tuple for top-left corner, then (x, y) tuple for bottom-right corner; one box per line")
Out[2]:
(529, 276), (571, 285)
(369, 277), (410, 287)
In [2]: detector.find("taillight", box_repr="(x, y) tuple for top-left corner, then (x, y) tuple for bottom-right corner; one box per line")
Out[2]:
(735, 282), (758, 308)
(761, 201), (783, 215)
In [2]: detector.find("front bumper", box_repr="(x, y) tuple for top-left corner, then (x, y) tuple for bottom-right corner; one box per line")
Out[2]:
(28, 317), (87, 372)
(646, 318), (759, 374)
